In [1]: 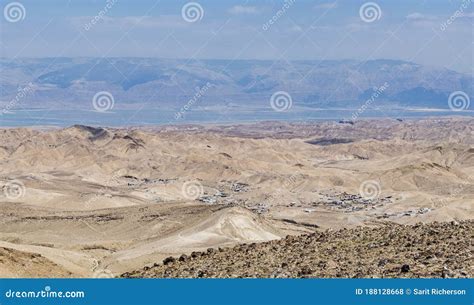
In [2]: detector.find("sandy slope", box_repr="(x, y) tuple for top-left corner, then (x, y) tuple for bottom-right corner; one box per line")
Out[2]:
(0, 118), (472, 278)
(0, 246), (73, 278)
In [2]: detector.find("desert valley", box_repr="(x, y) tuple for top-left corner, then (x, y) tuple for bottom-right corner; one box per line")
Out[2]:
(0, 117), (472, 278)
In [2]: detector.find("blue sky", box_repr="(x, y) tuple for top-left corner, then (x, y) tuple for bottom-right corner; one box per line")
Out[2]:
(1, 0), (473, 73)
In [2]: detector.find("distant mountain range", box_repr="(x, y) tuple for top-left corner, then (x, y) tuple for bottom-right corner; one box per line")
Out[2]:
(1, 57), (472, 111)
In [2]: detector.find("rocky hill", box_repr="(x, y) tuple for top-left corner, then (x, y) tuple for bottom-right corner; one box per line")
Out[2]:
(122, 220), (473, 278)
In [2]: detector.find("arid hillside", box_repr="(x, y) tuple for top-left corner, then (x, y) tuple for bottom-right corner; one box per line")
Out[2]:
(0, 117), (472, 278)
(123, 220), (473, 278)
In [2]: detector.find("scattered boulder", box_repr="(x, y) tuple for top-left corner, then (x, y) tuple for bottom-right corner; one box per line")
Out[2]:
(401, 264), (410, 273)
(122, 221), (472, 279)
(163, 257), (176, 265)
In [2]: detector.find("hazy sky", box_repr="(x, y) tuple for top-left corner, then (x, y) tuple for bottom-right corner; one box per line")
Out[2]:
(1, 0), (473, 73)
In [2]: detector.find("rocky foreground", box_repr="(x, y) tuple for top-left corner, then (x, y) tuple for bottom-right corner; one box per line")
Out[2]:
(122, 221), (473, 278)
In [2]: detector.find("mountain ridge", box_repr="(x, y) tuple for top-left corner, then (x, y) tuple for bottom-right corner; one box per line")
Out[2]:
(1, 57), (472, 111)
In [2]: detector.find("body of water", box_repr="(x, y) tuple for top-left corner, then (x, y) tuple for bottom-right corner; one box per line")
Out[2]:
(0, 108), (471, 127)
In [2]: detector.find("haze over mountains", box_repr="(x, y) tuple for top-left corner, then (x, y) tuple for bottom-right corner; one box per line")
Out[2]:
(1, 58), (472, 111)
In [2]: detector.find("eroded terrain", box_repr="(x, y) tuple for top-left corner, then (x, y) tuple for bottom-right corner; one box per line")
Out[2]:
(0, 117), (473, 278)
